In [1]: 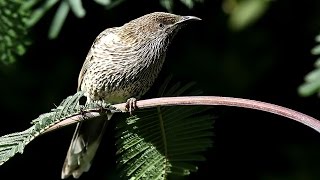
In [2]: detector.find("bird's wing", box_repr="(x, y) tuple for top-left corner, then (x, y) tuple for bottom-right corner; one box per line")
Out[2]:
(62, 27), (121, 179)
(77, 52), (92, 91)
(77, 27), (119, 91)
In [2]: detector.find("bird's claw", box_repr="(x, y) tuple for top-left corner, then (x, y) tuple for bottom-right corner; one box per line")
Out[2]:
(95, 100), (104, 113)
(126, 98), (137, 115)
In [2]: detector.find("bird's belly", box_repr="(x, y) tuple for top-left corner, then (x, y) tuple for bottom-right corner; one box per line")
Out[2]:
(103, 77), (154, 103)
(85, 74), (155, 104)
(101, 89), (131, 104)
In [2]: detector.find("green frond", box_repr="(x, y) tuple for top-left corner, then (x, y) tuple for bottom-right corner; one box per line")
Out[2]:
(116, 78), (214, 179)
(0, 91), (85, 165)
(0, 91), (118, 165)
(298, 34), (320, 97)
(0, 0), (32, 64)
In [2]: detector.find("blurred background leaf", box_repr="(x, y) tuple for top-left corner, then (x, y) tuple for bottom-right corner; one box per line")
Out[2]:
(48, 1), (70, 39)
(68, 0), (86, 18)
(223, 0), (271, 31)
(298, 34), (320, 97)
(0, 0), (32, 65)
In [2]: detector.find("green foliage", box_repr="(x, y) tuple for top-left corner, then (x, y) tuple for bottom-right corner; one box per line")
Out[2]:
(224, 0), (271, 31)
(0, 91), (84, 165)
(0, 0), (31, 64)
(298, 34), (320, 97)
(116, 78), (214, 179)
(0, 91), (117, 165)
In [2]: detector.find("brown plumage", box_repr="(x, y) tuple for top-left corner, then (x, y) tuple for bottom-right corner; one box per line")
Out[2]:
(61, 12), (200, 179)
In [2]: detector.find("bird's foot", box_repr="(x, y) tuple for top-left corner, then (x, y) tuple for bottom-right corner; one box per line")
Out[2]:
(125, 98), (137, 115)
(96, 100), (114, 120)
(95, 100), (104, 112)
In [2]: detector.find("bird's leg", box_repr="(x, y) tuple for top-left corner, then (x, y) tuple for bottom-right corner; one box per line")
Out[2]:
(97, 99), (106, 113)
(79, 106), (88, 123)
(126, 97), (137, 115)
(99, 99), (114, 120)
(87, 99), (104, 113)
(78, 96), (87, 122)
(92, 99), (111, 120)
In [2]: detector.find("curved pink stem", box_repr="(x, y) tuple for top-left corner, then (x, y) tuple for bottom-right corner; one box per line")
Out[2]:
(113, 96), (320, 133)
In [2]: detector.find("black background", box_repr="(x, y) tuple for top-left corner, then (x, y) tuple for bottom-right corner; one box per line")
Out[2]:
(1, 0), (320, 179)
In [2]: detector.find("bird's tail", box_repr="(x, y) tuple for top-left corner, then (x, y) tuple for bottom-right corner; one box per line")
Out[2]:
(61, 114), (112, 179)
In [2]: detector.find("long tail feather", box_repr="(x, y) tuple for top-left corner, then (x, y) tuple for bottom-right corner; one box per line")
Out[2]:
(61, 113), (112, 179)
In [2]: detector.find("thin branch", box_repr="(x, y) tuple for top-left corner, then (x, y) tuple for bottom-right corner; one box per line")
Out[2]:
(44, 96), (320, 134)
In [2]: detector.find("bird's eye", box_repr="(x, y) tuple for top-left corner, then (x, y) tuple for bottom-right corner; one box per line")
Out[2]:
(159, 23), (164, 28)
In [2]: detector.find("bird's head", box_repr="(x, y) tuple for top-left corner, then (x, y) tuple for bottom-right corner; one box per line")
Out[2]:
(119, 12), (201, 44)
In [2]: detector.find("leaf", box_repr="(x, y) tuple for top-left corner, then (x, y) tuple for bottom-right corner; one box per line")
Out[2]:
(48, 1), (70, 39)
(25, 0), (85, 40)
(0, 91), (113, 165)
(180, 0), (194, 9)
(298, 80), (320, 97)
(227, 0), (271, 31)
(160, 0), (203, 11)
(304, 68), (320, 83)
(68, 0), (86, 18)
(25, 0), (60, 27)
(94, 0), (112, 6)
(311, 44), (320, 55)
(298, 34), (320, 97)
(0, 128), (33, 165)
(116, 78), (214, 179)
(160, 0), (174, 12)
(104, 0), (127, 10)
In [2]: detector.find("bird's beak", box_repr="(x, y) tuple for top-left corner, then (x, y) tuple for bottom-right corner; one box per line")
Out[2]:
(166, 15), (201, 34)
(177, 16), (202, 24)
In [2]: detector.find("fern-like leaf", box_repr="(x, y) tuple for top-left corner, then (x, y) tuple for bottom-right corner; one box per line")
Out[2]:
(115, 78), (214, 179)
(0, 91), (118, 165)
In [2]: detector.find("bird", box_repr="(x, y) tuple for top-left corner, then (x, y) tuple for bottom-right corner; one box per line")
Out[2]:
(61, 12), (201, 179)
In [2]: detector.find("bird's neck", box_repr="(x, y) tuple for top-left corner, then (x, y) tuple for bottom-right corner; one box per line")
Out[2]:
(138, 36), (169, 67)
(125, 36), (169, 84)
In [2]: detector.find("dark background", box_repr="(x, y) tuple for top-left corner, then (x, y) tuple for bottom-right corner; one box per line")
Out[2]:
(1, 0), (320, 179)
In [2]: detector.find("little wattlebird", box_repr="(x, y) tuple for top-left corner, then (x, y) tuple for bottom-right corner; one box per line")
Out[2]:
(61, 12), (201, 179)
